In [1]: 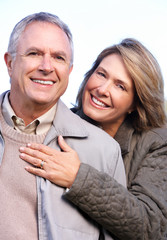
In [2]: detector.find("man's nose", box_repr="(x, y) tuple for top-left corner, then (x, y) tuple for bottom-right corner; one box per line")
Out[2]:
(38, 55), (54, 73)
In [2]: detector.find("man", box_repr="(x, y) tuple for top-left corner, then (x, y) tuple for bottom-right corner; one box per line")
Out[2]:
(0, 12), (126, 239)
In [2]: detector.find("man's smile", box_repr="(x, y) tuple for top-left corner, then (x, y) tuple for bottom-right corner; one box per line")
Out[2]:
(30, 78), (55, 85)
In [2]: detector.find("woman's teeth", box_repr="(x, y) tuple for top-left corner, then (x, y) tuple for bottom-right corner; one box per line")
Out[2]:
(92, 96), (106, 107)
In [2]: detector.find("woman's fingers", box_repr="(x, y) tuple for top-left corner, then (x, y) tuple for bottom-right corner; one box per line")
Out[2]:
(26, 142), (57, 155)
(19, 137), (81, 188)
(19, 145), (47, 165)
(24, 165), (47, 178)
(58, 135), (73, 152)
(19, 136), (74, 165)
(19, 150), (43, 169)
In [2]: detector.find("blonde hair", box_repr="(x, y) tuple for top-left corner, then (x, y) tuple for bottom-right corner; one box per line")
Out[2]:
(76, 38), (166, 132)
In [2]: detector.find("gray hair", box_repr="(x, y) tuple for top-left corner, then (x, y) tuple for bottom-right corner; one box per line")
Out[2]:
(7, 12), (74, 66)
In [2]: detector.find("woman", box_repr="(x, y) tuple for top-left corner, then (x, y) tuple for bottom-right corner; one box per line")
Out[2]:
(19, 38), (167, 239)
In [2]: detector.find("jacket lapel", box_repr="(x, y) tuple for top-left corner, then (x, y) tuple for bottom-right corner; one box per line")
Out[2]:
(43, 100), (89, 145)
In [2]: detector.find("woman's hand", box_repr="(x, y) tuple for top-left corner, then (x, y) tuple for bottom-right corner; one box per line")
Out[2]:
(19, 136), (81, 188)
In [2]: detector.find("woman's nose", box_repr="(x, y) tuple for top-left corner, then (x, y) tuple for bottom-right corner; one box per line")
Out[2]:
(97, 81), (111, 96)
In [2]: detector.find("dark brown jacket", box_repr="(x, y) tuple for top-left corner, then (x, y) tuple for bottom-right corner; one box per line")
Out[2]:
(65, 117), (167, 240)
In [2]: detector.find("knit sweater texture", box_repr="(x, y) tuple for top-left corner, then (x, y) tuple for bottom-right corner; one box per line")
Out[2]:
(0, 111), (46, 240)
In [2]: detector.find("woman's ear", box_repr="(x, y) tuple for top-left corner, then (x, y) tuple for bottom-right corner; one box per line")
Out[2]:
(128, 104), (136, 114)
(4, 52), (13, 77)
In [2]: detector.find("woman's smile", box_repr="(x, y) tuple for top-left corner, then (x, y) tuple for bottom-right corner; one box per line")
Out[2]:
(90, 94), (110, 109)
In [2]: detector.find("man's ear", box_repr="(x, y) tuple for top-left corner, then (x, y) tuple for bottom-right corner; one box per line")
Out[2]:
(4, 52), (13, 77)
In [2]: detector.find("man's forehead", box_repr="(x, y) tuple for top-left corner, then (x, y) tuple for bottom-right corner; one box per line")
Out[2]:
(20, 21), (65, 39)
(17, 21), (71, 53)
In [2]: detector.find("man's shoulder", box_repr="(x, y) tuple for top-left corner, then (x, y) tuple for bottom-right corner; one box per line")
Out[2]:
(69, 107), (119, 147)
(56, 101), (117, 143)
(70, 106), (117, 142)
(53, 102), (124, 180)
(54, 101), (120, 155)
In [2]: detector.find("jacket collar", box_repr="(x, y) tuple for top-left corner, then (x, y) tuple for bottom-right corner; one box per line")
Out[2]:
(114, 118), (134, 156)
(0, 91), (8, 132)
(0, 92), (89, 142)
(44, 100), (89, 145)
(0, 91), (8, 105)
(73, 107), (135, 156)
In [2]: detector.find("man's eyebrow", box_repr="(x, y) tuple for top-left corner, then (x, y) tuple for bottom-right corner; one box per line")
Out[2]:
(52, 51), (67, 58)
(24, 48), (67, 57)
(20, 47), (41, 55)
(28, 47), (39, 50)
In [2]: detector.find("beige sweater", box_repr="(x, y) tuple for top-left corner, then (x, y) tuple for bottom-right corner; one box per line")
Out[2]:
(0, 111), (46, 239)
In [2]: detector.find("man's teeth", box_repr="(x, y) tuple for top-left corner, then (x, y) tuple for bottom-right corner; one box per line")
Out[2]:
(32, 80), (54, 85)
(92, 96), (106, 107)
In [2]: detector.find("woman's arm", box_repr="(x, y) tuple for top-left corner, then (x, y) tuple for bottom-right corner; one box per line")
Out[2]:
(65, 135), (167, 240)
(19, 134), (167, 239)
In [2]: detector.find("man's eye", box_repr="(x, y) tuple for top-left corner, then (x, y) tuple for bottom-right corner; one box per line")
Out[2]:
(56, 56), (65, 61)
(28, 52), (38, 56)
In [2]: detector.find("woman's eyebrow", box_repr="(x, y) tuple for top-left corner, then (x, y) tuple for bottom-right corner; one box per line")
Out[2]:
(96, 66), (108, 74)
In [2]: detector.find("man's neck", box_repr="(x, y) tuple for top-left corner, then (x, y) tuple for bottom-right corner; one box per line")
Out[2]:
(2, 91), (57, 134)
(9, 95), (56, 126)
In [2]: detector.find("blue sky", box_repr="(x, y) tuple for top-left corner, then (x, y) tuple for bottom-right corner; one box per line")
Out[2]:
(0, 0), (166, 107)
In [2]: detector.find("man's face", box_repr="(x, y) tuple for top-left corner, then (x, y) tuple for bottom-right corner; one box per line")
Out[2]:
(5, 21), (73, 113)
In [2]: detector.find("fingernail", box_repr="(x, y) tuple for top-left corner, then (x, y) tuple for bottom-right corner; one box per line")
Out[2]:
(19, 147), (24, 151)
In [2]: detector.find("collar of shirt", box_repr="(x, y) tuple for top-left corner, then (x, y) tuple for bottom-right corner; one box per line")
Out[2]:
(2, 92), (57, 135)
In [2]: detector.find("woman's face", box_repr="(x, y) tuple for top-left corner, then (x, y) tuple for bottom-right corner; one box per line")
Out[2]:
(82, 53), (135, 134)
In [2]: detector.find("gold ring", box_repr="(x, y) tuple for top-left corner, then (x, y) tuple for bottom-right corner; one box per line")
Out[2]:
(40, 161), (45, 169)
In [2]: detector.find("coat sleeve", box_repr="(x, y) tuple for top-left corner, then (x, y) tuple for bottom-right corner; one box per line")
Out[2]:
(65, 132), (167, 240)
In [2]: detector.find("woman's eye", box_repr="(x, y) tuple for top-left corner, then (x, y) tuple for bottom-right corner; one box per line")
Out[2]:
(117, 84), (125, 91)
(97, 71), (106, 78)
